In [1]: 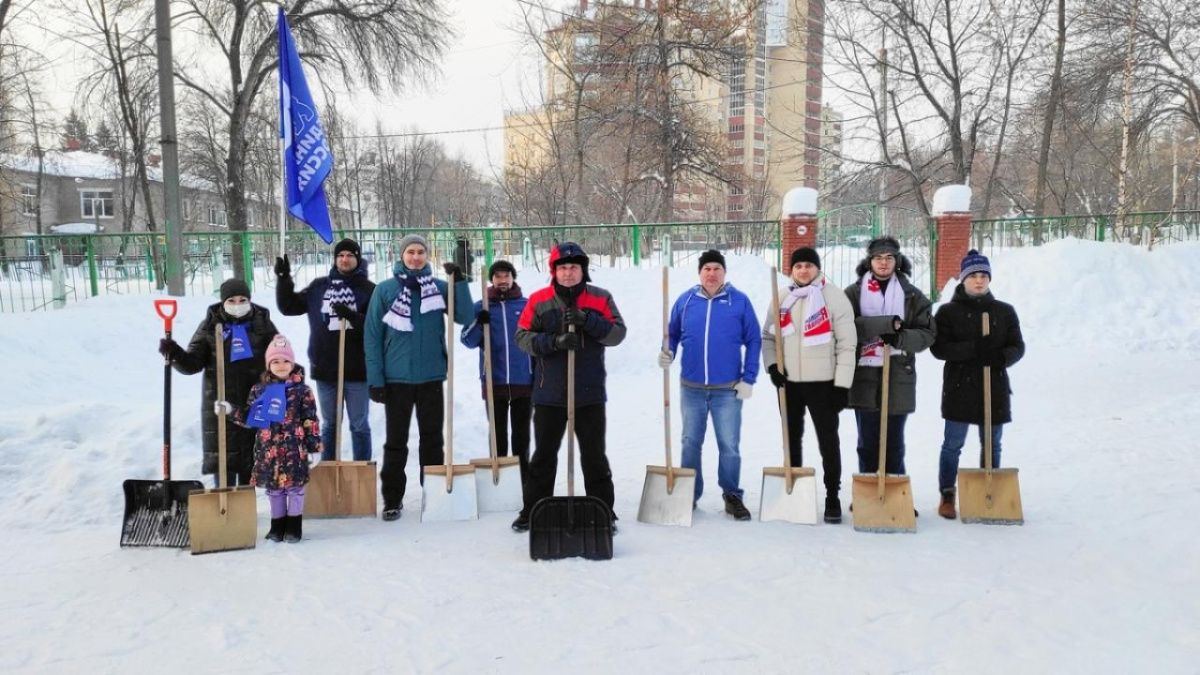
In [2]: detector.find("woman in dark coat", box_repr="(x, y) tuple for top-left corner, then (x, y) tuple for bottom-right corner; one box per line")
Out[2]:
(158, 278), (278, 486)
(929, 250), (1025, 518)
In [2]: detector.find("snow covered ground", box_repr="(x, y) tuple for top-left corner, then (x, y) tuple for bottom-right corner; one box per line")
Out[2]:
(1, 239), (1197, 673)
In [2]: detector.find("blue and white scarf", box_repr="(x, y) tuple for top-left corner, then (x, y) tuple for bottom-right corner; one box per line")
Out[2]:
(246, 382), (290, 429)
(223, 323), (253, 362)
(383, 266), (444, 332)
(320, 278), (359, 331)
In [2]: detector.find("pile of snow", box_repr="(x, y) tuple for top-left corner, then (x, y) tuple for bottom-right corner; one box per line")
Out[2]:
(0, 240), (1196, 671)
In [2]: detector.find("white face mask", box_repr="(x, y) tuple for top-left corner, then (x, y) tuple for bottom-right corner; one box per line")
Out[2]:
(223, 301), (251, 318)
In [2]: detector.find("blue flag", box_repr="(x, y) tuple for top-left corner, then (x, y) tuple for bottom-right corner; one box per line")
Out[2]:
(278, 8), (333, 244)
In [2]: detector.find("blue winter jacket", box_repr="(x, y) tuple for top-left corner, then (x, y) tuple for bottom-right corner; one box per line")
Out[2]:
(461, 285), (534, 397)
(364, 262), (473, 387)
(667, 283), (762, 387)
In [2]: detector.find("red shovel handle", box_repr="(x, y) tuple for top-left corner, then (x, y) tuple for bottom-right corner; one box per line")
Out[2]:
(154, 299), (177, 334)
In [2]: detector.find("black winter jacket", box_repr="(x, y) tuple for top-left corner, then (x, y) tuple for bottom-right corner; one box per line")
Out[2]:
(930, 285), (1025, 425)
(171, 303), (278, 475)
(276, 262), (375, 382)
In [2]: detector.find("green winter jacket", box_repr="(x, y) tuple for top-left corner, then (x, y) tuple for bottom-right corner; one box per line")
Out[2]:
(364, 262), (473, 387)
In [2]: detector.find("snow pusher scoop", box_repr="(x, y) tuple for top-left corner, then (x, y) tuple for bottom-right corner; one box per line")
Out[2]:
(530, 327), (614, 561)
(958, 312), (1023, 525)
(852, 344), (916, 533)
(471, 267), (523, 512)
(188, 323), (257, 554)
(306, 318), (378, 518)
(121, 299), (205, 548)
(422, 271), (478, 522)
(637, 267), (694, 527)
(760, 268), (817, 524)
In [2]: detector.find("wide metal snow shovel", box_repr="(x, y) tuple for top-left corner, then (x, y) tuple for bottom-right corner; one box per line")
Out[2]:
(471, 266), (523, 512)
(422, 272), (478, 522)
(760, 268), (818, 524)
(306, 317), (378, 518)
(188, 322), (258, 554)
(958, 312), (1024, 525)
(637, 267), (695, 527)
(530, 326), (614, 561)
(121, 299), (205, 548)
(852, 344), (916, 533)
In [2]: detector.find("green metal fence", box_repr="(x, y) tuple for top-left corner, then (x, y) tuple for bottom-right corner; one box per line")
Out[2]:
(5, 209), (1193, 312)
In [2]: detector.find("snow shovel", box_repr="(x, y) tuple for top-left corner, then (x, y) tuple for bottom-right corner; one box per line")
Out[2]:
(760, 267), (818, 524)
(852, 343), (916, 533)
(422, 272), (478, 522)
(529, 326), (614, 561)
(188, 322), (258, 554)
(120, 299), (205, 548)
(637, 267), (695, 527)
(958, 312), (1024, 525)
(306, 317), (378, 518)
(471, 266), (523, 512)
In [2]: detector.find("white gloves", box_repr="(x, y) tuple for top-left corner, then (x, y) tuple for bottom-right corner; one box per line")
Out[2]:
(657, 348), (675, 369)
(213, 400), (233, 416)
(308, 451), (322, 468)
(734, 381), (753, 400)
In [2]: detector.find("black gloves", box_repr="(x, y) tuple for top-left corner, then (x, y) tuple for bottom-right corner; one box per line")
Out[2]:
(561, 307), (586, 328)
(554, 332), (580, 351)
(443, 262), (464, 282)
(369, 387), (387, 404)
(158, 338), (183, 361)
(880, 332), (901, 347)
(476, 309), (490, 324)
(832, 386), (850, 412)
(979, 347), (1006, 368)
(274, 254), (290, 278)
(331, 303), (356, 320)
(767, 364), (787, 388)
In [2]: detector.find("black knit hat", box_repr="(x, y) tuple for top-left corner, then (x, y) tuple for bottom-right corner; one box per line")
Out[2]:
(790, 247), (821, 269)
(489, 259), (517, 279)
(220, 278), (251, 301)
(333, 238), (361, 263)
(697, 249), (726, 271)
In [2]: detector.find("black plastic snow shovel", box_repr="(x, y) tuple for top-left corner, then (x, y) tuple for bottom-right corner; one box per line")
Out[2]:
(120, 299), (205, 548)
(529, 325), (614, 561)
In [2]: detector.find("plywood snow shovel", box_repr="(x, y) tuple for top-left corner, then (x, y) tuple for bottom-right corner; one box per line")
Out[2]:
(121, 299), (205, 548)
(306, 317), (378, 518)
(529, 326), (614, 561)
(187, 322), (258, 554)
(471, 266), (523, 512)
(852, 343), (916, 533)
(422, 272), (478, 522)
(637, 267), (695, 527)
(760, 268), (818, 524)
(958, 312), (1023, 525)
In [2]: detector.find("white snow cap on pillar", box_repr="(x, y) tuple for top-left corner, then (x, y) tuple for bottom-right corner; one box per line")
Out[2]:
(782, 187), (818, 216)
(932, 185), (972, 215)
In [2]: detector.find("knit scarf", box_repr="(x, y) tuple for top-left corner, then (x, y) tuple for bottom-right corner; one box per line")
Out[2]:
(320, 277), (359, 331)
(773, 278), (831, 346)
(857, 273), (905, 367)
(383, 265), (444, 332)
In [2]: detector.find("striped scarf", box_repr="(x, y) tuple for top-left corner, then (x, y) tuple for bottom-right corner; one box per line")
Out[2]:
(383, 266), (444, 332)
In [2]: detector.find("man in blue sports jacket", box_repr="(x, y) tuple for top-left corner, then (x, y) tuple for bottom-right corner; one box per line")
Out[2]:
(658, 249), (761, 520)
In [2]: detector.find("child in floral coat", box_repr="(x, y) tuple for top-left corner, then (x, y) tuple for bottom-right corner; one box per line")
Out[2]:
(219, 334), (322, 542)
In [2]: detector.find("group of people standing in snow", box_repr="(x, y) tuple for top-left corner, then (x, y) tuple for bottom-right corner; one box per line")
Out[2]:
(155, 232), (1024, 541)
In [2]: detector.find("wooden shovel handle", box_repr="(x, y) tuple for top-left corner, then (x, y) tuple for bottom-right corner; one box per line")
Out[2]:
(335, 318), (346, 463)
(214, 322), (227, 492)
(982, 312), (993, 474)
(662, 267), (674, 492)
(770, 268), (794, 493)
(445, 272), (455, 492)
(878, 344), (891, 499)
(482, 265), (501, 483)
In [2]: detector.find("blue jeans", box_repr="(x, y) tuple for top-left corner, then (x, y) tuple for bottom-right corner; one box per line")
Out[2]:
(938, 420), (1004, 493)
(679, 385), (743, 501)
(854, 410), (908, 474)
(315, 380), (373, 462)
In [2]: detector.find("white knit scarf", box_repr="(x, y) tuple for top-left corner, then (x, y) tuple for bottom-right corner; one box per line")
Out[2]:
(321, 279), (359, 331)
(857, 273), (905, 366)
(383, 267), (444, 332)
(771, 278), (831, 346)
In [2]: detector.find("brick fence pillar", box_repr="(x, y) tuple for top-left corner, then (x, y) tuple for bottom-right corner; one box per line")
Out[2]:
(931, 185), (973, 299)
(780, 187), (818, 270)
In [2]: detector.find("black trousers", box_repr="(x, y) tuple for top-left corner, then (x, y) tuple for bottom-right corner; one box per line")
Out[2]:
(522, 404), (614, 516)
(490, 394), (531, 480)
(783, 380), (843, 494)
(380, 381), (444, 507)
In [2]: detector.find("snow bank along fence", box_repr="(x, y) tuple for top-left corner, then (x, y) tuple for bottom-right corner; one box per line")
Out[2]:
(2, 209), (1196, 312)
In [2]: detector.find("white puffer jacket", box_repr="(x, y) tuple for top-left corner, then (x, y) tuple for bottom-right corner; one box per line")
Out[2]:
(761, 280), (857, 387)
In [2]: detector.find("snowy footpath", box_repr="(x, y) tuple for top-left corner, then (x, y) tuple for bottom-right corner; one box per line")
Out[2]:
(1, 240), (1197, 673)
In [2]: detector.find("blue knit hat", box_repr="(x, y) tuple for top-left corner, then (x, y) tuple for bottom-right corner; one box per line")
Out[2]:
(959, 249), (991, 278)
